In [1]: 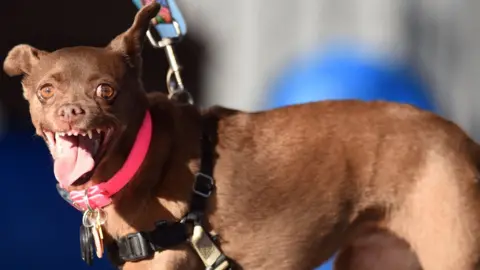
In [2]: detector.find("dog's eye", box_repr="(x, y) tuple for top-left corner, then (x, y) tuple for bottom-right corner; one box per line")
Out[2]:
(96, 84), (116, 100)
(38, 85), (55, 100)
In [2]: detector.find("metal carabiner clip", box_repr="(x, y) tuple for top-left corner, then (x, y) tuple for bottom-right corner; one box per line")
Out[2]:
(146, 21), (193, 104)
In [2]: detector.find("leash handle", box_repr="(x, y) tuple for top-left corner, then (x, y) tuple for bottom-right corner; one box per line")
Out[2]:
(132, 0), (187, 38)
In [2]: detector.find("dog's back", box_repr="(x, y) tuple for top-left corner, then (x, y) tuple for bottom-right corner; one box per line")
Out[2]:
(205, 100), (480, 270)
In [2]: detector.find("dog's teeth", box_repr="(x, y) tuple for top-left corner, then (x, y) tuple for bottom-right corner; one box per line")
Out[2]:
(87, 130), (93, 139)
(96, 129), (102, 134)
(81, 132), (86, 136)
(73, 131), (78, 136)
(45, 132), (55, 146)
(54, 133), (63, 155)
(67, 132), (72, 136)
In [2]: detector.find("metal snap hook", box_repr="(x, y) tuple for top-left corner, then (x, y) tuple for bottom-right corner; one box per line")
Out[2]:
(166, 67), (193, 104)
(146, 21), (182, 48)
(146, 20), (194, 105)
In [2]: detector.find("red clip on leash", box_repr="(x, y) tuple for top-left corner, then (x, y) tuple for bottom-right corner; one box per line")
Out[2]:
(132, 0), (187, 38)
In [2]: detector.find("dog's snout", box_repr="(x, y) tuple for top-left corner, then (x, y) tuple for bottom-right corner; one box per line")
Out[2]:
(57, 104), (86, 122)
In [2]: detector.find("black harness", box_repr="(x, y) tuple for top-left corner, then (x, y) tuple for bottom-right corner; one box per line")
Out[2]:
(106, 127), (230, 268)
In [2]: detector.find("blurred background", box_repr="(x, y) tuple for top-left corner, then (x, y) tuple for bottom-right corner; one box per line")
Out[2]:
(0, 0), (479, 269)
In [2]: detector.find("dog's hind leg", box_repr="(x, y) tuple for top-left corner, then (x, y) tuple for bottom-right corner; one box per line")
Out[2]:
(333, 227), (422, 270)
(386, 149), (480, 270)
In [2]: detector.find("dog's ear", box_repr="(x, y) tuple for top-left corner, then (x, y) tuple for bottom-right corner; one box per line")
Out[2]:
(107, 2), (161, 68)
(3, 44), (48, 77)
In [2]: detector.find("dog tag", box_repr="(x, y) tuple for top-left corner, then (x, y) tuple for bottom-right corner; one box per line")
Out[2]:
(92, 212), (105, 258)
(92, 225), (104, 258)
(80, 224), (94, 265)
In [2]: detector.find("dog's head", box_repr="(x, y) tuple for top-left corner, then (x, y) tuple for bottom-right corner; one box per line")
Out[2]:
(3, 3), (161, 188)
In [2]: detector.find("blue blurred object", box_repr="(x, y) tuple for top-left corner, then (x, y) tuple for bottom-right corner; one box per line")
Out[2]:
(267, 44), (437, 113)
(266, 44), (437, 270)
(0, 131), (113, 270)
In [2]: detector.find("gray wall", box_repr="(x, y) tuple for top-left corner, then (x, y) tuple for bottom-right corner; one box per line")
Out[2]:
(179, 0), (480, 138)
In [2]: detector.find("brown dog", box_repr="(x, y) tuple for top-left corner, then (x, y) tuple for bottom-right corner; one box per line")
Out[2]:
(4, 2), (480, 270)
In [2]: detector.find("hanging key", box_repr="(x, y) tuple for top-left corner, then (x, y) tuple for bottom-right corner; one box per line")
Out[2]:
(80, 224), (94, 265)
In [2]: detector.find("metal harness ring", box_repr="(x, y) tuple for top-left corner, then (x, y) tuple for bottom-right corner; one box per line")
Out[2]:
(83, 189), (94, 212)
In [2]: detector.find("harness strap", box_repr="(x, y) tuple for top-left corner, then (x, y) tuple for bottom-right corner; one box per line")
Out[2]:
(113, 221), (189, 262)
(111, 121), (232, 269)
(190, 130), (215, 214)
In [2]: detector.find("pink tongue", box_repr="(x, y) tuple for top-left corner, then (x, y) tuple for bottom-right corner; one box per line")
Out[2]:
(54, 136), (95, 187)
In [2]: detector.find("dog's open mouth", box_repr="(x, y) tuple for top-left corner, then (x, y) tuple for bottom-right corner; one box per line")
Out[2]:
(43, 128), (113, 187)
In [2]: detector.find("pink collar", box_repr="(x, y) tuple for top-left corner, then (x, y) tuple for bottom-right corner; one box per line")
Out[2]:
(66, 110), (153, 211)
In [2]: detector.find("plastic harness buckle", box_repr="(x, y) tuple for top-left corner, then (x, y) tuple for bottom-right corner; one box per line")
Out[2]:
(118, 232), (154, 262)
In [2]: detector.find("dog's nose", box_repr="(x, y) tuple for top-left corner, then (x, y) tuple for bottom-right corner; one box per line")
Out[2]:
(57, 104), (86, 122)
